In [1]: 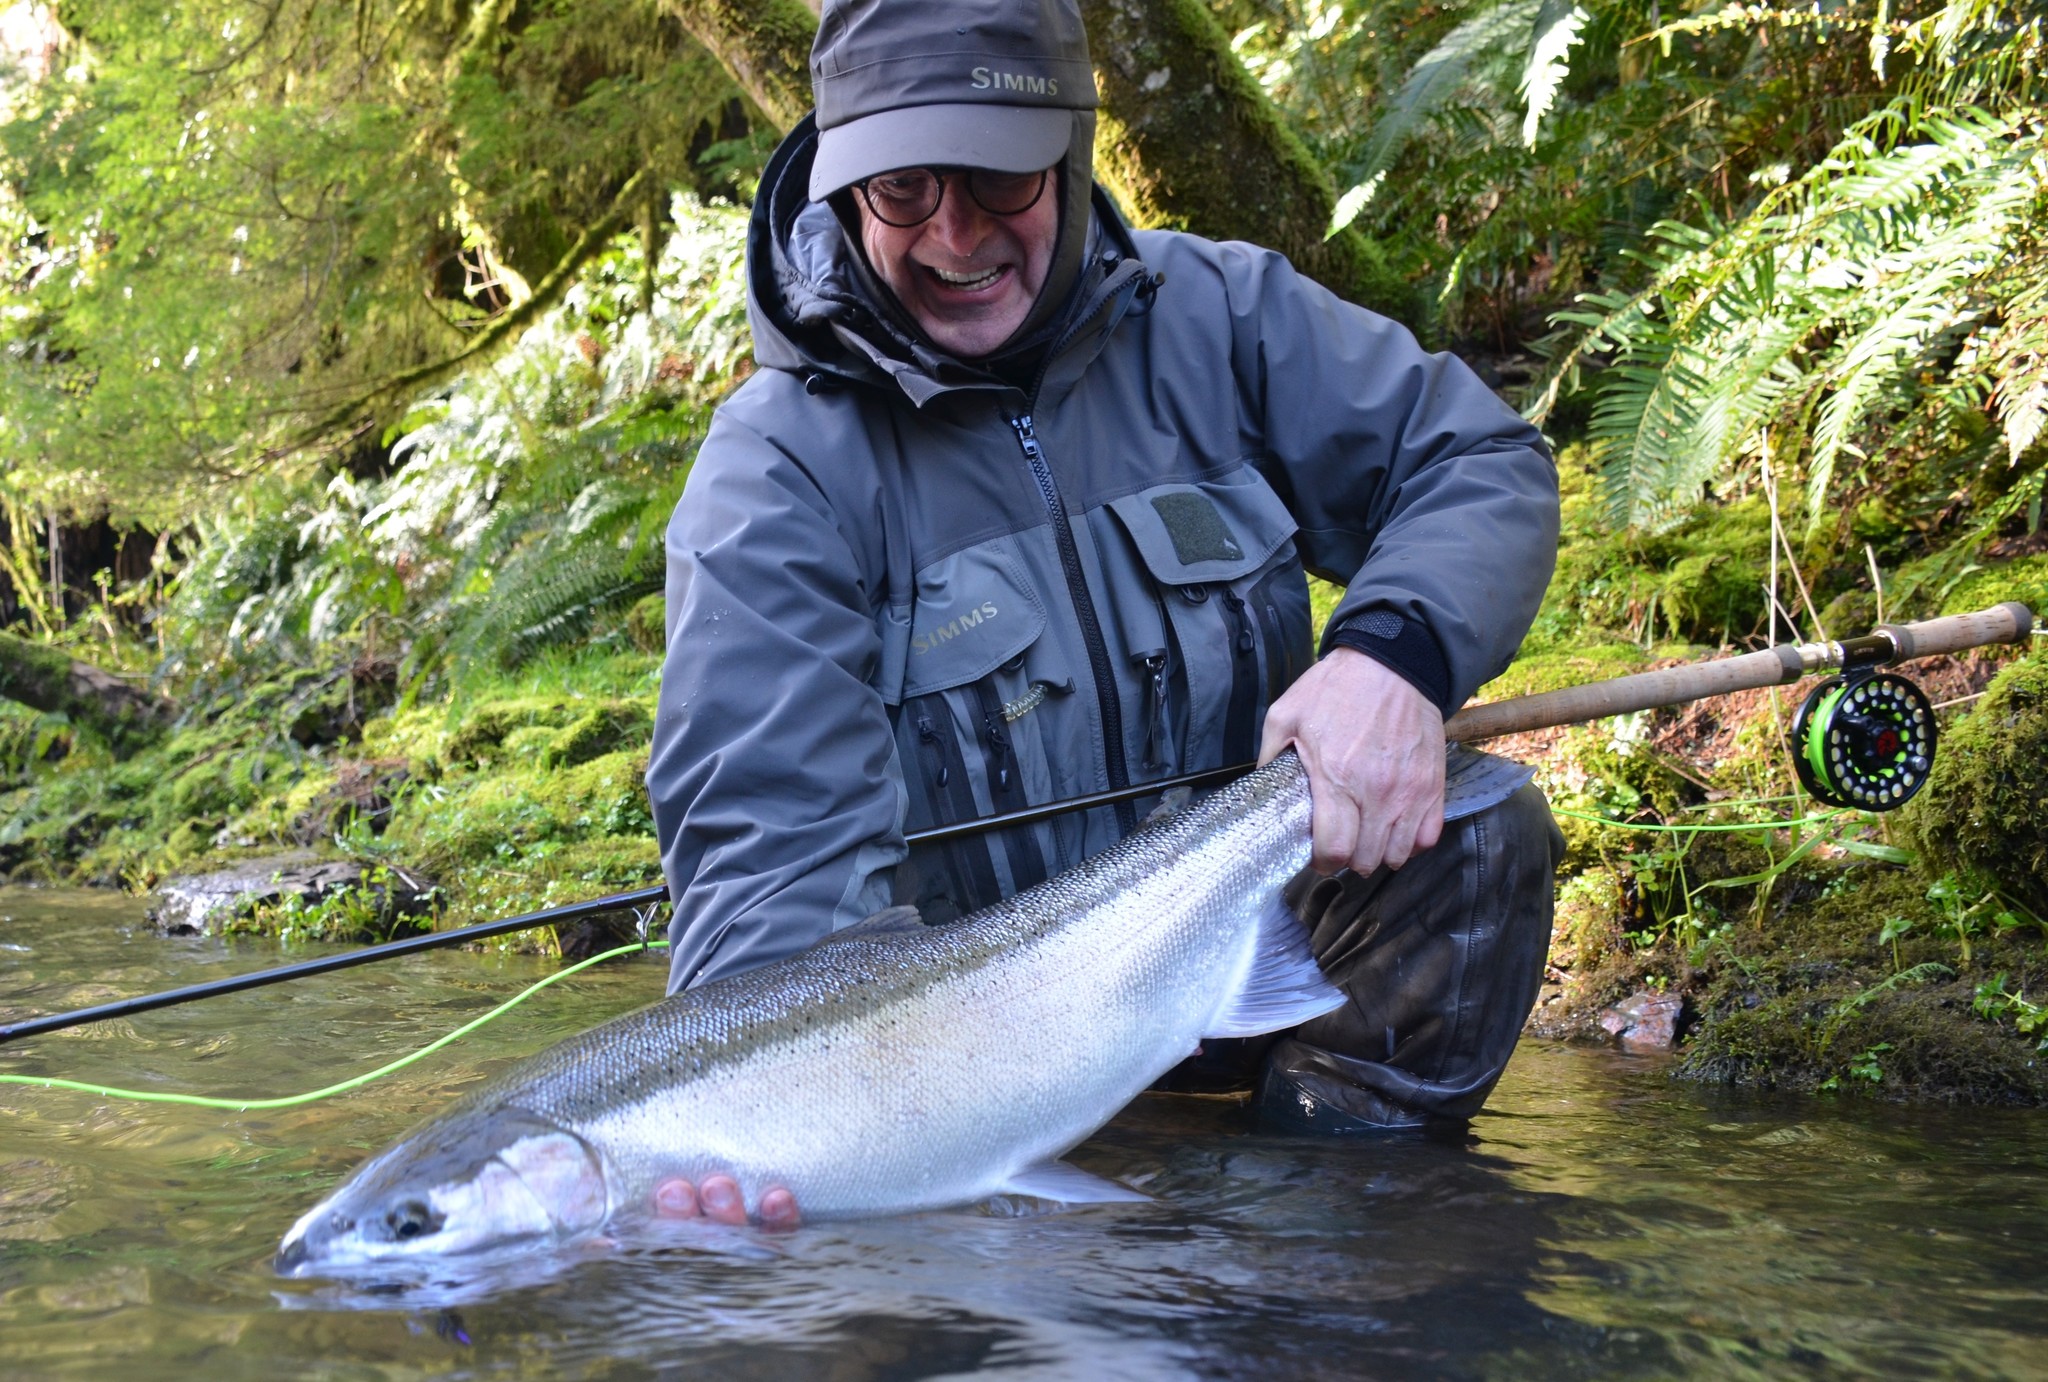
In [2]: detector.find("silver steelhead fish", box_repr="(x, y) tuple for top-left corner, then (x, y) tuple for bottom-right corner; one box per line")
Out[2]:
(275, 753), (1341, 1276)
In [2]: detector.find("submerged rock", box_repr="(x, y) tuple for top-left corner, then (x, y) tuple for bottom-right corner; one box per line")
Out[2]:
(1601, 991), (1687, 1051)
(149, 853), (435, 936)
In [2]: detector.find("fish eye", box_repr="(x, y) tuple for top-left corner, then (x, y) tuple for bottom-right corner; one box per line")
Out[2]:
(385, 1200), (443, 1242)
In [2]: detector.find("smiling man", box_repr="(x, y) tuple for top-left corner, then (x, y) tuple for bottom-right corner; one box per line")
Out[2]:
(646, 0), (1564, 1225)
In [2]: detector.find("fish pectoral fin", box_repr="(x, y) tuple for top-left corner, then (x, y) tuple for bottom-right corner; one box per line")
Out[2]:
(822, 904), (926, 942)
(995, 1159), (1151, 1205)
(1204, 887), (1348, 1039)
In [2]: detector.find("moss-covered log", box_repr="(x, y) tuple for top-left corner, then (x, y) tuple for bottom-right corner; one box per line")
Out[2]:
(660, 0), (817, 128)
(664, 0), (1411, 314)
(0, 631), (174, 751)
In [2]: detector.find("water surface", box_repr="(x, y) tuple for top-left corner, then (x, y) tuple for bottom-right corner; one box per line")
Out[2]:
(3, 887), (2046, 1379)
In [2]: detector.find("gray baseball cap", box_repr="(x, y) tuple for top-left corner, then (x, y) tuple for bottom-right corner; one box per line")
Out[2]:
(808, 0), (1098, 201)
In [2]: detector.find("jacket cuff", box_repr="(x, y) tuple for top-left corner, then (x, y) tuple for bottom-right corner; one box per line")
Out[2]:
(1325, 608), (1455, 714)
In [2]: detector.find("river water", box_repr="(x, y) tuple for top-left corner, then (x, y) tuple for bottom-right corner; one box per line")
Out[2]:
(3, 886), (2047, 1379)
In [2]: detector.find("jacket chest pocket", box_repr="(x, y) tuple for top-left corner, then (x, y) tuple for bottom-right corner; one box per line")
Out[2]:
(878, 537), (1076, 922)
(1104, 466), (1314, 773)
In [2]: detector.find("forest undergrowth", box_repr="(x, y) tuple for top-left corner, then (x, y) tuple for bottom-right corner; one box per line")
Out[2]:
(2, 0), (2047, 1102)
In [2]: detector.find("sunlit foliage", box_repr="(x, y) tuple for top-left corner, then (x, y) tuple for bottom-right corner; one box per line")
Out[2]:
(0, 0), (744, 516)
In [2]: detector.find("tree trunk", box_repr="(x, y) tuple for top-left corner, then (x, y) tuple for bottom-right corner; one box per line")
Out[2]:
(1080, 0), (1410, 316)
(0, 632), (175, 752)
(662, 0), (1413, 315)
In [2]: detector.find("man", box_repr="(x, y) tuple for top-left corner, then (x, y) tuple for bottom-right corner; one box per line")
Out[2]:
(646, 0), (1562, 1226)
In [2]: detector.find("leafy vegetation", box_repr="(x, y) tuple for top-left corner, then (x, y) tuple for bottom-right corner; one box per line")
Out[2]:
(1, 0), (746, 512)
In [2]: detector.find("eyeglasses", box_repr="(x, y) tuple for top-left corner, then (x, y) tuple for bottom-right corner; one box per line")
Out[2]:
(853, 166), (1051, 228)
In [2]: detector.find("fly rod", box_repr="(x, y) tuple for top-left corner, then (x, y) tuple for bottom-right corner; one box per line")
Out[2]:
(0, 762), (1252, 1045)
(1, 601), (2033, 1045)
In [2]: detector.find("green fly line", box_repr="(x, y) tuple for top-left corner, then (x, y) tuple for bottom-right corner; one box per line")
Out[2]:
(1549, 806), (1854, 834)
(0, 805), (1873, 1112)
(0, 939), (668, 1111)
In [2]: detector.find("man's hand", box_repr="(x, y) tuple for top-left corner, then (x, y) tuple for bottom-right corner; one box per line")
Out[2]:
(1259, 647), (1446, 876)
(652, 1174), (800, 1229)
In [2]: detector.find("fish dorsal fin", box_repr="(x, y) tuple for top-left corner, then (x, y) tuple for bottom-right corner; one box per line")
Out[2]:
(995, 1159), (1151, 1205)
(824, 905), (926, 943)
(1204, 885), (1348, 1038)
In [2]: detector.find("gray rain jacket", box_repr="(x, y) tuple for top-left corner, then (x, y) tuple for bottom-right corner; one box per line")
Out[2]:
(651, 122), (1558, 992)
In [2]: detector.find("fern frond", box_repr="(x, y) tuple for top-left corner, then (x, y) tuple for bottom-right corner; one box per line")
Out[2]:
(1331, 0), (1542, 233)
(1521, 1), (1589, 148)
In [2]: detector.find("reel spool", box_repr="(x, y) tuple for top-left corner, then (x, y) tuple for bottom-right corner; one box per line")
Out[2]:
(1791, 671), (1936, 811)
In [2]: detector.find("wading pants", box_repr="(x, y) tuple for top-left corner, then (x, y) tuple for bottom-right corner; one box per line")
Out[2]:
(1164, 783), (1562, 1133)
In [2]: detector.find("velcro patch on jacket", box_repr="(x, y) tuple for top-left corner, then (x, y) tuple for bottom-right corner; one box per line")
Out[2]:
(1150, 492), (1243, 565)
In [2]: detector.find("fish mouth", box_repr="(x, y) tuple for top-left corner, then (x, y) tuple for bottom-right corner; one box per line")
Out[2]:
(273, 1234), (314, 1277)
(274, 1120), (611, 1277)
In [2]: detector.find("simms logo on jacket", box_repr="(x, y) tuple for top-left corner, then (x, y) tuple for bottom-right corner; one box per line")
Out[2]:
(970, 68), (1058, 96)
(912, 602), (999, 655)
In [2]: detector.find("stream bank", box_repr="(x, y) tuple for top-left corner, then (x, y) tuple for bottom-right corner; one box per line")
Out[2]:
(2, 447), (2044, 1104)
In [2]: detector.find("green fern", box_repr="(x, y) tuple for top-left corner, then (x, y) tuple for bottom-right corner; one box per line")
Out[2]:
(1520, 0), (1590, 147)
(1533, 51), (2048, 531)
(1329, 0), (1543, 234)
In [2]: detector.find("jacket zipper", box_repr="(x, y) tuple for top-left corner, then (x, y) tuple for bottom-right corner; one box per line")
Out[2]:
(915, 713), (950, 788)
(1218, 588), (1260, 767)
(1139, 652), (1169, 769)
(972, 678), (1048, 891)
(1009, 412), (1138, 835)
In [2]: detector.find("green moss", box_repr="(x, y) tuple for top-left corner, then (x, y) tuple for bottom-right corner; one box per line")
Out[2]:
(1675, 865), (2048, 1101)
(1478, 642), (1650, 701)
(386, 747), (654, 874)
(162, 816), (222, 865)
(1307, 576), (1343, 646)
(217, 767), (344, 848)
(538, 702), (654, 771)
(167, 746), (297, 818)
(626, 592), (666, 653)
(1552, 867), (1627, 973)
(1522, 451), (1774, 654)
(436, 836), (663, 931)
(441, 696), (586, 768)
(438, 695), (652, 773)
(1904, 650), (2048, 920)
(1819, 588), (1879, 637)
(1939, 554), (2048, 619)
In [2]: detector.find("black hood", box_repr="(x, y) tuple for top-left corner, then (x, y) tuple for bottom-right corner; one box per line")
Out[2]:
(743, 115), (1144, 408)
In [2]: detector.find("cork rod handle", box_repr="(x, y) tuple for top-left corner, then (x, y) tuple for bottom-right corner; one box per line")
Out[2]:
(1442, 602), (2035, 744)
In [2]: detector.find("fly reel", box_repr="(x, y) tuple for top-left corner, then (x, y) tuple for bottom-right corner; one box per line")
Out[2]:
(1791, 671), (1936, 811)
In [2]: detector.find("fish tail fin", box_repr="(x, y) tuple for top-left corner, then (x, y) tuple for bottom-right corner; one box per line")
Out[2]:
(1204, 885), (1348, 1038)
(996, 1159), (1151, 1205)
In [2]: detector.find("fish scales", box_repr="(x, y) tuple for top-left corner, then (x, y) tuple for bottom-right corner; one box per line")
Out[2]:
(277, 754), (1334, 1274)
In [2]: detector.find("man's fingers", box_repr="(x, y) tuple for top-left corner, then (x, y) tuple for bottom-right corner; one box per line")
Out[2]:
(1378, 808), (1422, 871)
(650, 1174), (798, 1228)
(1258, 711), (1297, 767)
(1345, 807), (1389, 876)
(757, 1187), (801, 1230)
(699, 1175), (747, 1225)
(651, 1177), (699, 1218)
(1415, 809), (1444, 854)
(1310, 777), (1362, 875)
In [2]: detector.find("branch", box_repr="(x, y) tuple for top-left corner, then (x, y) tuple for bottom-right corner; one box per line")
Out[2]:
(287, 168), (650, 447)
(660, 0), (817, 128)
